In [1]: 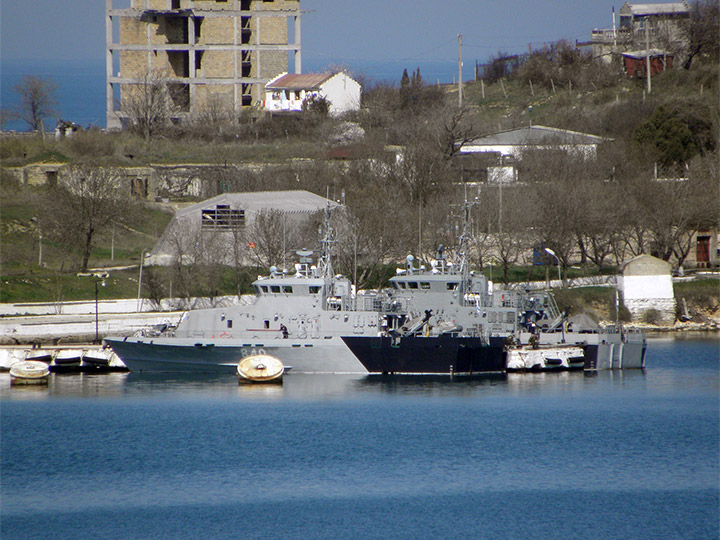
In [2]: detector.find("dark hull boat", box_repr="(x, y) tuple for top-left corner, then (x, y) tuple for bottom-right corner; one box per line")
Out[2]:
(341, 335), (506, 376)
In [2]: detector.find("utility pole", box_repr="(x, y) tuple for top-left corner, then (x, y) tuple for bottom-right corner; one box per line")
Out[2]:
(458, 33), (463, 108)
(645, 17), (652, 94)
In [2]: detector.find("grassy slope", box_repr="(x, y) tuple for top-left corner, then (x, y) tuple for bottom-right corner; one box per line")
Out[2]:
(1, 61), (717, 305)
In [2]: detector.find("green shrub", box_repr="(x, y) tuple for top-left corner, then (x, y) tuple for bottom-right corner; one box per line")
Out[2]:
(642, 308), (663, 325)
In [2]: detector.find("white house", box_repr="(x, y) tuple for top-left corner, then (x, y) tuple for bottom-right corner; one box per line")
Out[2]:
(263, 72), (361, 116)
(458, 125), (610, 183)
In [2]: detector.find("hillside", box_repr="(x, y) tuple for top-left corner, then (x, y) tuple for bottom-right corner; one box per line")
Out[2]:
(1, 55), (718, 316)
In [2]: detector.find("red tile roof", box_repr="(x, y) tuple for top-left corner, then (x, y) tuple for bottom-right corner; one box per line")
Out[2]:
(266, 73), (333, 90)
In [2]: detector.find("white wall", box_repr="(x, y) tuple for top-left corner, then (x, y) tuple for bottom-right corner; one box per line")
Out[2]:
(320, 73), (361, 115)
(621, 274), (674, 300)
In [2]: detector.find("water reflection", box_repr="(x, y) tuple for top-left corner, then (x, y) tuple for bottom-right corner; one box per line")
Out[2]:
(356, 373), (507, 396)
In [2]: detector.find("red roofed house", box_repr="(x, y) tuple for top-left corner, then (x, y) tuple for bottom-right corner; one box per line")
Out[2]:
(263, 72), (361, 116)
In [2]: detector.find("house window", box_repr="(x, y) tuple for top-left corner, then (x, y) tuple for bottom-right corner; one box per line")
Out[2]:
(201, 204), (245, 230)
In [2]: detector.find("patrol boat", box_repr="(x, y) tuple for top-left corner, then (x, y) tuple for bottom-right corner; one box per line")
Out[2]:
(105, 211), (407, 373)
(342, 205), (646, 374)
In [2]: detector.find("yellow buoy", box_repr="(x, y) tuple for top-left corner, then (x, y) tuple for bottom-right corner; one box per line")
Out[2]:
(237, 354), (284, 384)
(10, 360), (50, 385)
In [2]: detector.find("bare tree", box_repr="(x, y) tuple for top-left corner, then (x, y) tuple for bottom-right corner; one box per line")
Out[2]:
(13, 75), (57, 131)
(623, 158), (718, 267)
(45, 165), (138, 273)
(122, 70), (176, 141)
(191, 93), (237, 138)
(681, 0), (720, 69)
(246, 209), (294, 269)
(522, 152), (594, 281)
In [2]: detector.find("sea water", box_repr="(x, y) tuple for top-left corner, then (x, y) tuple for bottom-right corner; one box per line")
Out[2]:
(1, 335), (718, 540)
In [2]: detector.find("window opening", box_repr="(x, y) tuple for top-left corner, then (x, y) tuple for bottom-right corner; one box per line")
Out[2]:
(201, 204), (245, 230)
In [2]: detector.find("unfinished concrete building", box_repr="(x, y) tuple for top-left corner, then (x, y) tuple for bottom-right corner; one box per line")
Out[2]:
(106, 0), (301, 129)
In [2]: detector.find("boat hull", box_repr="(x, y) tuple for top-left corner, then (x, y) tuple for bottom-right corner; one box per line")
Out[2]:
(105, 336), (366, 374)
(341, 335), (506, 375)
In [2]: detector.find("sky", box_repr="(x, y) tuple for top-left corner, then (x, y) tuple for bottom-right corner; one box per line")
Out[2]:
(1, 0), (625, 68)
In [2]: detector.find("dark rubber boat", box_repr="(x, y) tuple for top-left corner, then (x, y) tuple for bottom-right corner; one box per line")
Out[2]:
(341, 335), (506, 375)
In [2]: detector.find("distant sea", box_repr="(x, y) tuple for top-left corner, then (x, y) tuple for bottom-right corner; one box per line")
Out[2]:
(0, 58), (461, 132)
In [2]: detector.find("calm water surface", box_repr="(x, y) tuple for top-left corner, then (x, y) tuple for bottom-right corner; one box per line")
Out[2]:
(2, 335), (718, 540)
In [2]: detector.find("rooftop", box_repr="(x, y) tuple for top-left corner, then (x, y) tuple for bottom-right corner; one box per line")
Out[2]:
(266, 73), (334, 90)
(175, 190), (338, 220)
(620, 1), (690, 16)
(464, 125), (609, 147)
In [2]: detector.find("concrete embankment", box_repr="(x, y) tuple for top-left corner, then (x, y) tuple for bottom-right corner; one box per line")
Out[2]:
(0, 295), (247, 346)
(0, 310), (184, 346)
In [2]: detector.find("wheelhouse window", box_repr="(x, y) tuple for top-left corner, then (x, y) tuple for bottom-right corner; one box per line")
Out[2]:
(201, 204), (245, 230)
(398, 282), (406, 289)
(309, 286), (321, 294)
(270, 286), (280, 293)
(446, 282), (459, 290)
(282, 286), (293, 293)
(408, 282), (418, 289)
(260, 285), (269, 293)
(420, 282), (431, 290)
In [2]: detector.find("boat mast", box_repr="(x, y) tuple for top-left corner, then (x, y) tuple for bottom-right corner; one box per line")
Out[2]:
(318, 203), (335, 280)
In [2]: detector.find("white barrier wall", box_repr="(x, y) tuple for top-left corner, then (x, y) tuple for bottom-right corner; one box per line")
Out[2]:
(619, 254), (676, 324)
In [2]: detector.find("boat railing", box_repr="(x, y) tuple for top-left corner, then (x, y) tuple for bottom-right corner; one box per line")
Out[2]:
(350, 294), (407, 313)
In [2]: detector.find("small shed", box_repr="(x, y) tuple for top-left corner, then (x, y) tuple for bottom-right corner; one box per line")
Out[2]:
(622, 49), (674, 78)
(619, 254), (676, 324)
(263, 72), (361, 116)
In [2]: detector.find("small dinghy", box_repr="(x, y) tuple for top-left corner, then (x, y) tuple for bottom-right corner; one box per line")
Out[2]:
(25, 349), (52, 364)
(52, 349), (83, 372)
(544, 357), (564, 369)
(237, 354), (284, 384)
(568, 356), (586, 370)
(82, 350), (110, 368)
(10, 360), (50, 385)
(54, 350), (83, 365)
